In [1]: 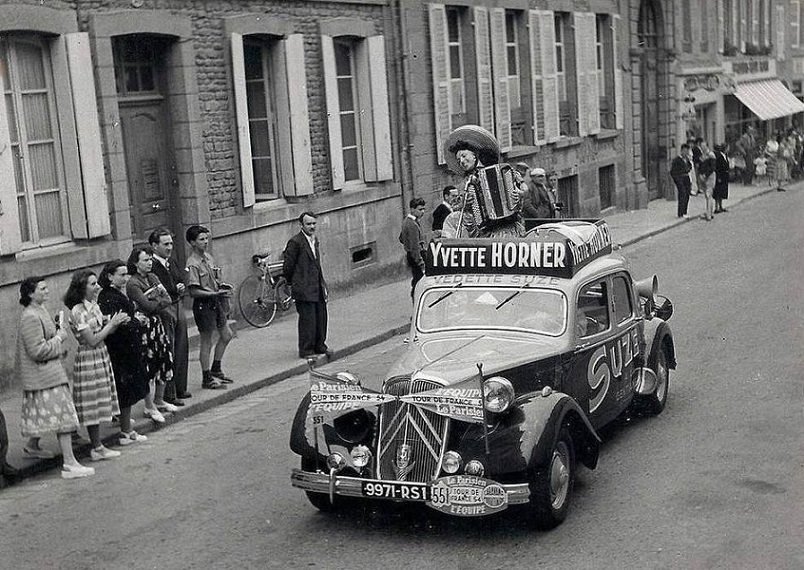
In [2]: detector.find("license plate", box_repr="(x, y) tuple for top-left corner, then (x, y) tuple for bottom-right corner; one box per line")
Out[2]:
(361, 480), (429, 501)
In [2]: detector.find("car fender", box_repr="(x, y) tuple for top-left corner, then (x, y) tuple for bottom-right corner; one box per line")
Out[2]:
(643, 318), (676, 369)
(289, 392), (315, 457)
(457, 391), (600, 475)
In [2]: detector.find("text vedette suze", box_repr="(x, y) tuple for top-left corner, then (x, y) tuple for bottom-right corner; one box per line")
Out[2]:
(429, 241), (567, 269)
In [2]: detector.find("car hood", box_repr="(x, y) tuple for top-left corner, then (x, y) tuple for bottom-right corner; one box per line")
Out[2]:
(386, 333), (566, 385)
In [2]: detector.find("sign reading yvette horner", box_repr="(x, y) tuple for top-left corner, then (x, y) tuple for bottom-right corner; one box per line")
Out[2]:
(424, 220), (612, 278)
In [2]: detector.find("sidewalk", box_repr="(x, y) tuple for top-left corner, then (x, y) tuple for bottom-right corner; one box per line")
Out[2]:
(0, 180), (781, 482)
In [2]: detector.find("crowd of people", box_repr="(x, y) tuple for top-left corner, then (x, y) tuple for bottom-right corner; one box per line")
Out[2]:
(8, 225), (234, 481)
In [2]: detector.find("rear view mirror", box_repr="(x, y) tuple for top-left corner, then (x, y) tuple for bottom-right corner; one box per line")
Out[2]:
(654, 295), (673, 321)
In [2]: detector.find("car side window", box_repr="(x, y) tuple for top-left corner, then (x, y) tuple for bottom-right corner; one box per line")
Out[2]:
(576, 280), (610, 338)
(612, 276), (633, 324)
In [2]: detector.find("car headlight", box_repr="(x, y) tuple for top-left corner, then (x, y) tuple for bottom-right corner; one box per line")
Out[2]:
(483, 376), (514, 413)
(326, 452), (347, 472)
(333, 409), (373, 443)
(442, 451), (462, 474)
(465, 460), (485, 477)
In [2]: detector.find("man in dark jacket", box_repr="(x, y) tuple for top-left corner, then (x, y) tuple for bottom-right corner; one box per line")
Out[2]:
(670, 143), (693, 218)
(713, 143), (730, 213)
(521, 167), (555, 219)
(283, 212), (329, 358)
(149, 228), (191, 403)
(400, 198), (427, 301)
(432, 186), (458, 237)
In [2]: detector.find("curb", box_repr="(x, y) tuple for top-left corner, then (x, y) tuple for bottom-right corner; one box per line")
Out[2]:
(3, 187), (777, 484)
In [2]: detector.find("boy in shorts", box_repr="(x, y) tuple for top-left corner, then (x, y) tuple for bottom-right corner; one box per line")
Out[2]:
(185, 225), (234, 390)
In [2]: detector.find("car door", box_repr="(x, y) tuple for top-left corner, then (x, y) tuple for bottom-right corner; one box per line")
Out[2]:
(606, 273), (643, 418)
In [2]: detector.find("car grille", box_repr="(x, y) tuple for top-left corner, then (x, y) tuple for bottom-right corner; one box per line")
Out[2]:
(377, 376), (450, 483)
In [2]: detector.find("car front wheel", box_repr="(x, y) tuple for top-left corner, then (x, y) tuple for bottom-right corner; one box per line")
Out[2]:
(642, 348), (670, 415)
(527, 426), (576, 529)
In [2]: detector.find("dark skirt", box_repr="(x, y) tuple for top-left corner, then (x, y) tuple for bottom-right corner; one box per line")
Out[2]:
(713, 179), (729, 200)
(110, 359), (149, 409)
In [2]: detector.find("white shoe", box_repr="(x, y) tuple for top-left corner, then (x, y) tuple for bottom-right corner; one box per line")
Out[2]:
(156, 402), (178, 413)
(143, 407), (166, 424)
(61, 464), (95, 479)
(90, 446), (121, 461)
(118, 431), (148, 446)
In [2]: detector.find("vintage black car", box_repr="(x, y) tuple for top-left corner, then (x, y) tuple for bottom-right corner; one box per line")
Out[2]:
(289, 220), (676, 528)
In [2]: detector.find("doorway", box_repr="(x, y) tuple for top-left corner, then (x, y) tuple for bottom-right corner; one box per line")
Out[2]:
(638, 0), (664, 200)
(114, 35), (179, 243)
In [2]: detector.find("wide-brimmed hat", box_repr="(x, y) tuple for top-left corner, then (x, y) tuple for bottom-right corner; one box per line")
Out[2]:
(444, 125), (500, 173)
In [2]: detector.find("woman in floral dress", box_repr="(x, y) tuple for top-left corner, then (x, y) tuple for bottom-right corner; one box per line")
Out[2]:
(17, 276), (95, 479)
(126, 246), (175, 424)
(63, 269), (129, 463)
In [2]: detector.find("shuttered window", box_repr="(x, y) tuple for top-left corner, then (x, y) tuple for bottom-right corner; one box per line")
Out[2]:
(474, 7), (493, 132)
(792, 1), (801, 49)
(322, 34), (392, 188)
(446, 8), (466, 115)
(554, 14), (567, 102)
(701, 0), (710, 53)
(575, 12), (599, 137)
(505, 11), (521, 110)
(0, 32), (108, 253)
(528, 9), (560, 145)
(231, 32), (313, 206)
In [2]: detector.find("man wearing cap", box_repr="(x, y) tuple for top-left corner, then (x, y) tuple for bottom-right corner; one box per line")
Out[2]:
(520, 167), (555, 219)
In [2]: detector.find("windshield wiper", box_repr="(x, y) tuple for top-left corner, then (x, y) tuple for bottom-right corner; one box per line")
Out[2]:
(427, 282), (463, 308)
(495, 283), (531, 311)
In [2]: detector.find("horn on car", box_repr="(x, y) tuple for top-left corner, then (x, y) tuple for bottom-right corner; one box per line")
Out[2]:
(635, 275), (658, 301)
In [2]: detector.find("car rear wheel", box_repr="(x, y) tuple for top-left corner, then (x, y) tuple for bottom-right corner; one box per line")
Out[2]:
(527, 426), (576, 529)
(642, 348), (669, 415)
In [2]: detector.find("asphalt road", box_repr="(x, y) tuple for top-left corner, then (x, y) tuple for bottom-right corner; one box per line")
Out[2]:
(1, 189), (802, 570)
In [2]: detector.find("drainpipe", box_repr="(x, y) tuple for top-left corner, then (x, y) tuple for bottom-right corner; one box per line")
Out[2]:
(391, 0), (414, 213)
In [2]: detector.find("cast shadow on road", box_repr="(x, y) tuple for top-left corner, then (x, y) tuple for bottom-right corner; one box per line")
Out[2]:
(296, 411), (660, 539)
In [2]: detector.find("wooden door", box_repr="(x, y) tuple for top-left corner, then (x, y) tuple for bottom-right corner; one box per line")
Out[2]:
(119, 102), (174, 241)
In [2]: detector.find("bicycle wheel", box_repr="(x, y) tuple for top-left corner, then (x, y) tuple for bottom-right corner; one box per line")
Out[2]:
(274, 277), (294, 311)
(238, 274), (277, 328)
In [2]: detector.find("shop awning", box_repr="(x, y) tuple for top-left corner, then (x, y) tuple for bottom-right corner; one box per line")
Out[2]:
(733, 79), (804, 121)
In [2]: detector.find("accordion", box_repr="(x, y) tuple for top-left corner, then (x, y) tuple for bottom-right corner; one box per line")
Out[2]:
(469, 164), (520, 226)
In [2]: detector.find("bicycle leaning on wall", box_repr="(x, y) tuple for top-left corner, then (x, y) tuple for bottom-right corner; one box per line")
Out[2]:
(237, 252), (293, 328)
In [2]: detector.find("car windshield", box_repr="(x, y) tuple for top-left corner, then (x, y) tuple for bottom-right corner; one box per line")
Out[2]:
(417, 287), (567, 336)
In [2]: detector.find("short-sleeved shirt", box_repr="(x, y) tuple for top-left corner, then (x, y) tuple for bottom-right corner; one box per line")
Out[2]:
(185, 251), (219, 293)
(71, 300), (105, 346)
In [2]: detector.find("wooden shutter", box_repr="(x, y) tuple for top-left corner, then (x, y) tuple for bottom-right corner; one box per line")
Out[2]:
(474, 7), (494, 133)
(792, 2), (801, 49)
(763, 0), (771, 47)
(718, 0), (725, 53)
(368, 35), (393, 181)
(0, 60), (22, 254)
(231, 33), (255, 207)
(529, 10), (545, 145)
(612, 15), (624, 130)
(752, 0), (760, 45)
(321, 35), (345, 190)
(284, 34), (313, 196)
(65, 32), (110, 238)
(538, 10), (560, 143)
(740, 0), (747, 51)
(776, 4), (786, 60)
(490, 8), (511, 151)
(574, 12), (599, 137)
(429, 4), (452, 165)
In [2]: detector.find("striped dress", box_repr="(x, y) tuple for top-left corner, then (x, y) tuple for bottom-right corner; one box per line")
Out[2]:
(70, 301), (120, 426)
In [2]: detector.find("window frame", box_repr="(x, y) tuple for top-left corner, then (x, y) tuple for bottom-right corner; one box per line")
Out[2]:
(446, 7), (466, 116)
(611, 273), (635, 325)
(333, 37), (363, 184)
(576, 278), (611, 339)
(504, 10), (521, 110)
(554, 12), (567, 102)
(2, 34), (71, 248)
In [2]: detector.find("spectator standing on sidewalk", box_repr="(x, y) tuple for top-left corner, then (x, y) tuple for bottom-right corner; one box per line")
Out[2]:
(98, 260), (150, 446)
(432, 186), (458, 238)
(127, 246), (176, 422)
(697, 142), (716, 221)
(17, 276), (94, 479)
(521, 167), (556, 219)
(689, 138), (701, 196)
(283, 212), (330, 359)
(64, 269), (127, 464)
(714, 143), (730, 212)
(766, 135), (788, 192)
(186, 225), (235, 389)
(670, 143), (693, 218)
(399, 198), (427, 301)
(149, 228), (191, 404)
(0, 404), (18, 487)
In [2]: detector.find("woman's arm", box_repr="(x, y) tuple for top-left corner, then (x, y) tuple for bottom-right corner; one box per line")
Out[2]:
(19, 311), (65, 362)
(127, 276), (167, 314)
(74, 306), (128, 348)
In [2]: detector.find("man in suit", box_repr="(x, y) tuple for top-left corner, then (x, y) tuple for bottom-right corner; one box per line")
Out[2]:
(432, 185), (458, 237)
(521, 167), (556, 219)
(713, 143), (730, 213)
(670, 143), (693, 218)
(149, 228), (191, 404)
(400, 197), (427, 301)
(283, 212), (329, 359)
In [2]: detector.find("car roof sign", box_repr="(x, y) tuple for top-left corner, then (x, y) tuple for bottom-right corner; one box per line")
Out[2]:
(425, 220), (612, 279)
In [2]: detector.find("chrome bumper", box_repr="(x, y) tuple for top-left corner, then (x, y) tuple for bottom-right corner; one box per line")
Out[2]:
(291, 469), (531, 506)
